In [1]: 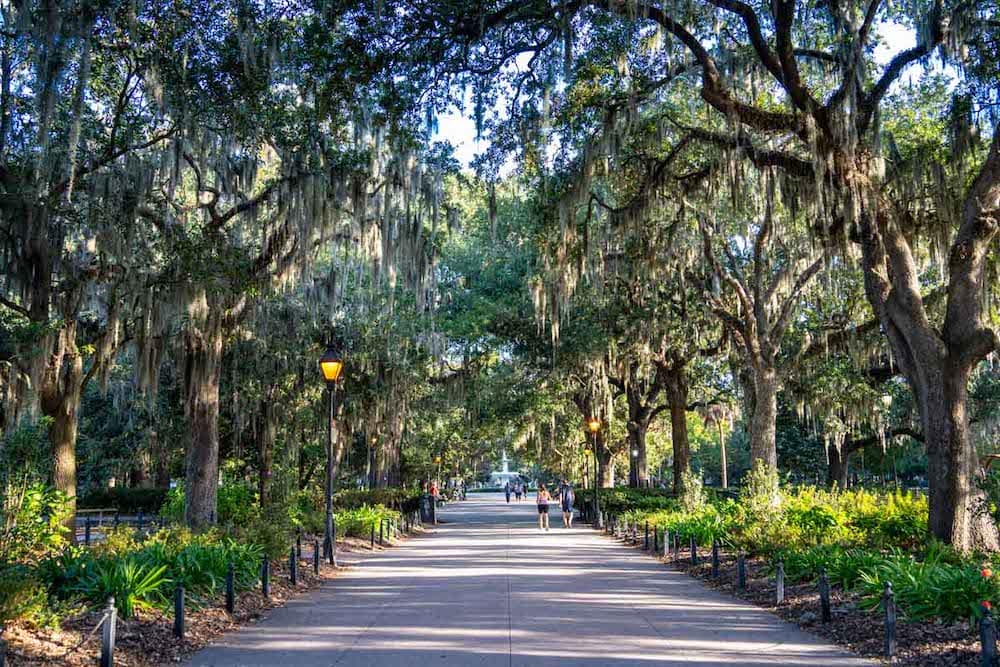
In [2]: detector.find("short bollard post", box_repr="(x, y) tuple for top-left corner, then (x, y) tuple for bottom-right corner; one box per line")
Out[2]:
(289, 547), (298, 585)
(85, 516), (92, 546)
(672, 532), (680, 560)
(776, 561), (785, 605)
(644, 522), (649, 551)
(653, 528), (659, 554)
(261, 557), (270, 598)
(100, 597), (117, 667)
(173, 585), (185, 639)
(137, 510), (144, 533)
(980, 603), (996, 667)
(690, 535), (698, 565)
(379, 519), (385, 546)
(296, 532), (302, 561)
(225, 562), (235, 614)
(737, 553), (746, 590)
(313, 540), (320, 575)
(663, 529), (670, 558)
(114, 511), (120, 528)
(370, 524), (376, 549)
(883, 582), (896, 661)
(819, 568), (832, 623)
(711, 539), (720, 577)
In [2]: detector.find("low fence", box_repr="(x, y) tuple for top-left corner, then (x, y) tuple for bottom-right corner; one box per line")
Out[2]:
(583, 506), (998, 666)
(1, 509), (425, 667)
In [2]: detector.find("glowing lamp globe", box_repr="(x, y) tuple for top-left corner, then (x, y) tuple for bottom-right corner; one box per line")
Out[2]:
(319, 344), (344, 386)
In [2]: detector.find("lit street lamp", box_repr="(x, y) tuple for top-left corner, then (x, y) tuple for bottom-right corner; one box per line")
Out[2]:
(319, 340), (344, 565)
(587, 417), (602, 528)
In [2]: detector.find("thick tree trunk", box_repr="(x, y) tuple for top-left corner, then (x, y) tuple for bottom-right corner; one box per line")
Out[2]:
(854, 135), (1000, 551)
(596, 432), (614, 488)
(182, 313), (223, 529)
(749, 367), (779, 471)
(826, 444), (849, 489)
(152, 430), (171, 487)
(39, 325), (83, 541)
(662, 364), (691, 495)
(257, 398), (275, 507)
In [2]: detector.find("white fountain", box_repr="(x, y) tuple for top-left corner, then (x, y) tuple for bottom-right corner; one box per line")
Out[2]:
(489, 450), (520, 487)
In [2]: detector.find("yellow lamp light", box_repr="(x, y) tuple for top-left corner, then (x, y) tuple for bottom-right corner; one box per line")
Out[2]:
(319, 343), (344, 386)
(586, 417), (601, 433)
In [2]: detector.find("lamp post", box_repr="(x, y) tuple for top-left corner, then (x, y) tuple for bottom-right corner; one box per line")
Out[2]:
(319, 341), (344, 564)
(367, 435), (377, 490)
(631, 448), (640, 488)
(587, 417), (602, 528)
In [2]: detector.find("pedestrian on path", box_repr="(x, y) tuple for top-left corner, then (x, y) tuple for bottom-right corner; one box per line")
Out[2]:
(504, 481), (511, 503)
(514, 480), (523, 502)
(536, 484), (552, 531)
(559, 480), (575, 528)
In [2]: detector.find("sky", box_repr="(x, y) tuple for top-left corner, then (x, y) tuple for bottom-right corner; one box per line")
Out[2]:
(433, 22), (928, 171)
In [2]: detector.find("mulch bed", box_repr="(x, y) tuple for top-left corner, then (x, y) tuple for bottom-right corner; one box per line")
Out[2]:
(615, 531), (983, 666)
(3, 531), (422, 666)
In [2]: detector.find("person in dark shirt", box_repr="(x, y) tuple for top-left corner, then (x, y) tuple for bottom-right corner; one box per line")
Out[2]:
(559, 480), (575, 528)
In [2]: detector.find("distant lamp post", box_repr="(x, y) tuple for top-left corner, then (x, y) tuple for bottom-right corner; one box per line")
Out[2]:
(367, 435), (377, 490)
(434, 455), (442, 481)
(586, 417), (602, 528)
(319, 340), (344, 564)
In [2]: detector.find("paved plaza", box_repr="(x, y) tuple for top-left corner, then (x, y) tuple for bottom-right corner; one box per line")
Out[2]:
(188, 493), (870, 666)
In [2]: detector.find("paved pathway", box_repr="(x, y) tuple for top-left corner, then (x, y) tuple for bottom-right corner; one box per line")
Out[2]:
(188, 493), (870, 666)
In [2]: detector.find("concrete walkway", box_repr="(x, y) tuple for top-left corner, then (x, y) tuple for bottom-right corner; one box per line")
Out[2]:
(188, 493), (870, 666)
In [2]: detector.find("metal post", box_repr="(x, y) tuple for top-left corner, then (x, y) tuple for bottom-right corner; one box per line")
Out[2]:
(225, 562), (235, 614)
(100, 597), (117, 667)
(173, 585), (185, 638)
(296, 533), (302, 561)
(711, 539), (719, 577)
(290, 547), (298, 585)
(137, 510), (144, 533)
(85, 516), (92, 546)
(261, 557), (270, 598)
(884, 582), (896, 661)
(379, 519), (384, 546)
(672, 532), (680, 560)
(690, 535), (698, 565)
(776, 561), (785, 605)
(981, 604), (996, 667)
(114, 511), (120, 528)
(324, 386), (336, 563)
(313, 540), (320, 575)
(370, 524), (376, 549)
(819, 568), (832, 623)
(644, 522), (649, 551)
(737, 553), (746, 590)
(592, 432), (601, 529)
(663, 529), (670, 558)
(653, 528), (659, 554)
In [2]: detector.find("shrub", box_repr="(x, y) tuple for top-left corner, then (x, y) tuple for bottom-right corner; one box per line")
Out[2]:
(74, 557), (170, 619)
(0, 482), (71, 563)
(159, 481), (261, 528)
(0, 564), (48, 624)
(335, 505), (401, 538)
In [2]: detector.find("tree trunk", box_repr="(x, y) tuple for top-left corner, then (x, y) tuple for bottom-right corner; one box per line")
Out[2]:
(152, 429), (171, 488)
(39, 325), (83, 541)
(182, 312), (224, 529)
(257, 397), (275, 507)
(749, 366), (779, 471)
(626, 416), (650, 488)
(596, 432), (614, 488)
(661, 364), (691, 495)
(826, 444), (849, 489)
(853, 134), (1000, 551)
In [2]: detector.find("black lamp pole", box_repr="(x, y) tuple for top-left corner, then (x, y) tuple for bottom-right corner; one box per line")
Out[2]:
(324, 384), (336, 563)
(591, 425), (602, 528)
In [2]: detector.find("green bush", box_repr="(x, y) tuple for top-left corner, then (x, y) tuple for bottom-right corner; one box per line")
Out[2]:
(334, 505), (402, 538)
(160, 481), (260, 528)
(74, 557), (170, 619)
(0, 564), (49, 624)
(0, 482), (71, 563)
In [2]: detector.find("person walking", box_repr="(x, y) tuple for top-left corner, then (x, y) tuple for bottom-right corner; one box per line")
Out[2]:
(514, 480), (523, 502)
(559, 480), (575, 528)
(536, 484), (552, 531)
(504, 481), (511, 504)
